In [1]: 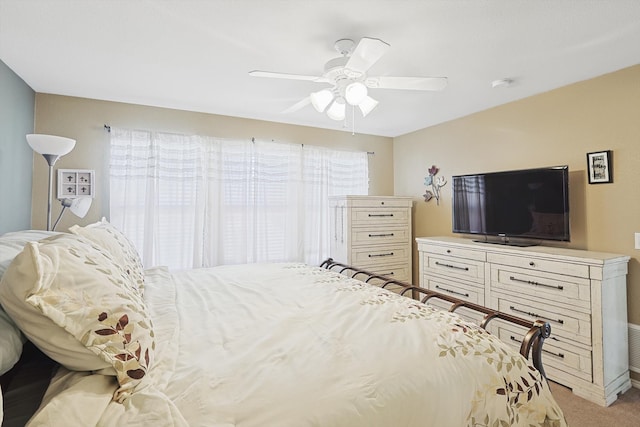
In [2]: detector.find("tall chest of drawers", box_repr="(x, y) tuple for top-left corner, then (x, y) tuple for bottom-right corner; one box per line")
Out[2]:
(416, 236), (630, 407)
(329, 196), (413, 284)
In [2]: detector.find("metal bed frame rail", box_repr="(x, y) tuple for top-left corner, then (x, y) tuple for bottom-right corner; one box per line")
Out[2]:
(320, 258), (551, 378)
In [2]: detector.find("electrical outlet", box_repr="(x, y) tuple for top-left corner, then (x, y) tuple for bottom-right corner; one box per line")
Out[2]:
(635, 233), (640, 250)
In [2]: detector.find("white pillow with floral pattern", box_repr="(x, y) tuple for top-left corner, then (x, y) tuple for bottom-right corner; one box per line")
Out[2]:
(0, 233), (154, 402)
(70, 218), (145, 295)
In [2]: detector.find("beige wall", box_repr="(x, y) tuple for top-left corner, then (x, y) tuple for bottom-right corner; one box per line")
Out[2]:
(32, 94), (394, 232)
(33, 65), (640, 379)
(394, 64), (640, 330)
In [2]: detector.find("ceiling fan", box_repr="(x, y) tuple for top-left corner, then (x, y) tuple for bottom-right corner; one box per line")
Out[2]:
(249, 37), (447, 121)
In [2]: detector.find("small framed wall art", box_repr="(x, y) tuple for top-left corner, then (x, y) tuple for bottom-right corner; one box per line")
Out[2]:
(57, 169), (96, 198)
(586, 150), (613, 184)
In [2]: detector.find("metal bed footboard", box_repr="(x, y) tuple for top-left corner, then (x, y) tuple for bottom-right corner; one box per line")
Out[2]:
(320, 258), (551, 379)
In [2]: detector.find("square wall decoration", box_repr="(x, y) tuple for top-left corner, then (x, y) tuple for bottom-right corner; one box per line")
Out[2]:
(586, 150), (613, 184)
(57, 169), (96, 198)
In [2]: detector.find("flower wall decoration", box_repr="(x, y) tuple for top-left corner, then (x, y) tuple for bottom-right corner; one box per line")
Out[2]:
(423, 165), (447, 205)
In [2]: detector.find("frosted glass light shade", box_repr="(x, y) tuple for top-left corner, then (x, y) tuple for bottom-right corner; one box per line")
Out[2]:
(69, 197), (92, 218)
(310, 89), (334, 112)
(27, 134), (76, 156)
(358, 96), (379, 117)
(326, 98), (346, 121)
(344, 82), (368, 105)
(53, 197), (92, 230)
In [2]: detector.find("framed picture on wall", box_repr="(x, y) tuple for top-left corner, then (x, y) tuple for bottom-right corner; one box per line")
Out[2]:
(587, 150), (613, 184)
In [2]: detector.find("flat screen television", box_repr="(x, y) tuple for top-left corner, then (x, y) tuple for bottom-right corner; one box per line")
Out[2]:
(451, 166), (570, 245)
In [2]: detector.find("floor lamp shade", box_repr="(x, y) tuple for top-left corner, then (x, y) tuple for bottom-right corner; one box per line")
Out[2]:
(27, 134), (75, 158)
(26, 134), (76, 231)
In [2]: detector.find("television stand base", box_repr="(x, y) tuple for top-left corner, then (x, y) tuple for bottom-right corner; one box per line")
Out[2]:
(472, 238), (538, 247)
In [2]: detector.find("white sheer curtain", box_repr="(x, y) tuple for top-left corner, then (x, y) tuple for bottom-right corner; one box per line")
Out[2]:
(109, 128), (368, 270)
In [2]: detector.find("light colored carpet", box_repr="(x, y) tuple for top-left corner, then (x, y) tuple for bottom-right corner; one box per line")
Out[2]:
(549, 382), (640, 427)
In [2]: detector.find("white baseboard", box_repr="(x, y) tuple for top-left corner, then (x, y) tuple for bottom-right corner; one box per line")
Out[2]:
(631, 378), (640, 389)
(629, 323), (640, 373)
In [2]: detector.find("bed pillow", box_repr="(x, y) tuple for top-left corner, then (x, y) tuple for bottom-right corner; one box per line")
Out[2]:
(0, 307), (24, 376)
(0, 230), (59, 377)
(69, 218), (145, 294)
(0, 230), (60, 279)
(0, 233), (155, 402)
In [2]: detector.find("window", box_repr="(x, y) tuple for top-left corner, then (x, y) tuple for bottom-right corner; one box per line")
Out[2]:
(109, 128), (368, 270)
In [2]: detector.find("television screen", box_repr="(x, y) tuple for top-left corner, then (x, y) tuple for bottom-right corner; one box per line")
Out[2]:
(451, 166), (570, 243)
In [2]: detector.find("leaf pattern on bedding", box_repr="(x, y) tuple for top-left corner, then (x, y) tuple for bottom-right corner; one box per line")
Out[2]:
(92, 312), (151, 382)
(23, 233), (155, 403)
(70, 219), (146, 294)
(392, 302), (438, 321)
(300, 264), (565, 427)
(430, 315), (563, 426)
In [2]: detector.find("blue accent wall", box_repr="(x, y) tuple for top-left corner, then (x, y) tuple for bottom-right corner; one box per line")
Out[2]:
(0, 59), (35, 234)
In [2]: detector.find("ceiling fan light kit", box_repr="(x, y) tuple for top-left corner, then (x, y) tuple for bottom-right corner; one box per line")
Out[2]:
(326, 97), (346, 121)
(358, 96), (379, 117)
(491, 78), (514, 88)
(310, 88), (334, 112)
(249, 36), (448, 122)
(344, 81), (368, 105)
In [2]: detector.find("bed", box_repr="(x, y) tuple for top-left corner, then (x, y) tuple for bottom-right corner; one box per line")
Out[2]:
(0, 222), (567, 426)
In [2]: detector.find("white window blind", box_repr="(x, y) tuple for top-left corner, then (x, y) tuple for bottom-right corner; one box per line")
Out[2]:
(109, 128), (368, 270)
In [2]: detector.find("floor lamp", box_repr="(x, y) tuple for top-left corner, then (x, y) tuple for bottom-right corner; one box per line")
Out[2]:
(52, 197), (92, 231)
(27, 134), (76, 231)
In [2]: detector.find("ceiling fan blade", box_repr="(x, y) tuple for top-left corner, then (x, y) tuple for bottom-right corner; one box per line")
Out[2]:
(367, 76), (448, 91)
(345, 37), (390, 75)
(249, 70), (330, 83)
(281, 97), (311, 114)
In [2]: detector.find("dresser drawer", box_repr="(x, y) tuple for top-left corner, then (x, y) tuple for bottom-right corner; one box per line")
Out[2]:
(351, 226), (410, 246)
(420, 276), (485, 324)
(361, 263), (410, 283)
(497, 323), (592, 382)
(421, 275), (484, 303)
(487, 252), (590, 278)
(352, 208), (410, 226)
(492, 294), (591, 346)
(422, 253), (485, 285)
(422, 244), (486, 262)
(351, 245), (410, 267)
(347, 198), (412, 208)
(490, 265), (591, 309)
(361, 264), (411, 295)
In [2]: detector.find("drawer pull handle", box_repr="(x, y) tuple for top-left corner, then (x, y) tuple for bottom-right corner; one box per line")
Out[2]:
(368, 213), (394, 217)
(368, 233), (394, 237)
(435, 285), (469, 298)
(509, 306), (564, 325)
(509, 276), (564, 290)
(509, 336), (565, 359)
(446, 249), (451, 253)
(435, 261), (469, 271)
(368, 252), (394, 258)
(542, 348), (565, 359)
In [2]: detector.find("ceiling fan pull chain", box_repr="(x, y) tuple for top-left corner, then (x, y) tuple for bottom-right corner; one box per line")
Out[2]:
(352, 105), (356, 135)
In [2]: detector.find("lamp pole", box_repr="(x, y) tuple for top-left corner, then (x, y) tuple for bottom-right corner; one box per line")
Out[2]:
(42, 154), (60, 231)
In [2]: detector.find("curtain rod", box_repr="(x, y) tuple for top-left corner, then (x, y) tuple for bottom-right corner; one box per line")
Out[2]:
(107, 126), (374, 154)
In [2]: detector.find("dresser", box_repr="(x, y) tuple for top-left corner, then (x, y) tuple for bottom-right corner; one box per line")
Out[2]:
(416, 236), (630, 406)
(329, 196), (413, 287)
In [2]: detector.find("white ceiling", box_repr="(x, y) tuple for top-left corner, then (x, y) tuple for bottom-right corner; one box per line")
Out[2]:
(1, 1), (639, 138)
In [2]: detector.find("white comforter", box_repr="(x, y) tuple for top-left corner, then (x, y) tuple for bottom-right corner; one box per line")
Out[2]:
(28, 263), (566, 426)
